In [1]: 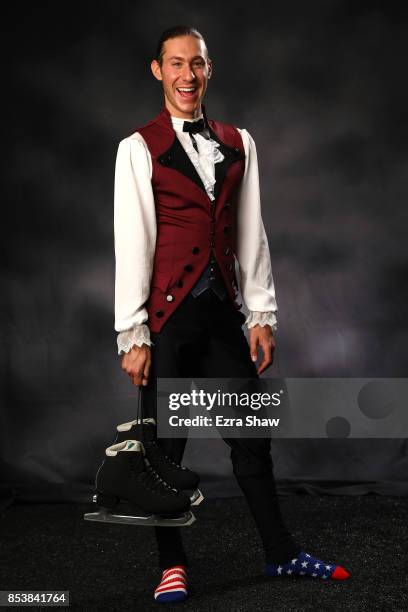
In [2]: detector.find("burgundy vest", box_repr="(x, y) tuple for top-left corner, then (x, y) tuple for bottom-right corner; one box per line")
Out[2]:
(134, 103), (246, 333)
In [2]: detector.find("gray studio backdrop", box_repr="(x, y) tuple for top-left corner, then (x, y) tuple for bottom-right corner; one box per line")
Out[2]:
(2, 1), (408, 503)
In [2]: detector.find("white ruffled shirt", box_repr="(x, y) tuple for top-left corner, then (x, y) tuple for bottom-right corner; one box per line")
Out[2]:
(114, 112), (278, 355)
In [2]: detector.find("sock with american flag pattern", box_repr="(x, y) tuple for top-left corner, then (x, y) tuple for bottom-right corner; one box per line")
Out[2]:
(266, 551), (351, 580)
(154, 565), (188, 603)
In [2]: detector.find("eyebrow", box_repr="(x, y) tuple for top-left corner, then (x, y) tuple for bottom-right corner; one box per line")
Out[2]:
(168, 55), (205, 61)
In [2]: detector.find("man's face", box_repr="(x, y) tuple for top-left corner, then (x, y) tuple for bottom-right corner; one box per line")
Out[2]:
(151, 35), (212, 118)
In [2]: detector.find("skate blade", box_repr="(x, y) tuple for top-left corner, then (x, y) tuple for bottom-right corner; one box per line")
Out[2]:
(84, 507), (196, 527)
(190, 489), (204, 506)
(92, 491), (204, 507)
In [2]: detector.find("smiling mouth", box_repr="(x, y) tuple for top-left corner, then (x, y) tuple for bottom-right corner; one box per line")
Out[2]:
(176, 86), (198, 100)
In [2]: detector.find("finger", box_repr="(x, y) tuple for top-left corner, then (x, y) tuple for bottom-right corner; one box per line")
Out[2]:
(128, 364), (144, 386)
(257, 344), (272, 374)
(258, 360), (273, 375)
(264, 341), (275, 366)
(143, 354), (151, 386)
(249, 337), (258, 362)
(269, 339), (276, 365)
(132, 372), (144, 387)
(258, 358), (272, 374)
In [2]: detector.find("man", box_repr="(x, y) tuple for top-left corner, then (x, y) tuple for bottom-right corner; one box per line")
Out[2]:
(114, 25), (350, 604)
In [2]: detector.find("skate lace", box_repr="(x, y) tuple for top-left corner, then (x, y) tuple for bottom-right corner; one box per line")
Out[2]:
(129, 457), (175, 496)
(149, 441), (186, 471)
(145, 463), (174, 490)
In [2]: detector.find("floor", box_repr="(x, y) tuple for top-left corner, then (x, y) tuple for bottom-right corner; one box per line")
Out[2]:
(1, 495), (407, 611)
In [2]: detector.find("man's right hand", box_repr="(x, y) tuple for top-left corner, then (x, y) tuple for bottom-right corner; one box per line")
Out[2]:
(121, 344), (152, 387)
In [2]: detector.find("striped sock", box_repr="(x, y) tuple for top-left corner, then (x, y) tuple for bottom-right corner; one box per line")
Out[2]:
(154, 565), (188, 603)
(266, 551), (351, 580)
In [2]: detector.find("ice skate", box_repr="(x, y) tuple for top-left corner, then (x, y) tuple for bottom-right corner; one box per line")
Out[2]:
(84, 440), (196, 527)
(115, 418), (204, 507)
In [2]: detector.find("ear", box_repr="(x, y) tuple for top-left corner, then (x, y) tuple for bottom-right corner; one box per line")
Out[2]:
(207, 57), (213, 79)
(151, 59), (163, 81)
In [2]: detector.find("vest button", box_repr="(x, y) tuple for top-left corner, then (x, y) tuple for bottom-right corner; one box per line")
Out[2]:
(226, 264), (233, 271)
(223, 225), (230, 234)
(166, 294), (174, 302)
(224, 247), (231, 255)
(184, 264), (193, 272)
(234, 147), (240, 155)
(177, 279), (184, 288)
(192, 246), (199, 254)
(155, 310), (164, 318)
(223, 202), (231, 209)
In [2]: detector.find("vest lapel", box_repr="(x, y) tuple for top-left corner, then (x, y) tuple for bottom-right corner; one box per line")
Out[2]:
(156, 104), (245, 201)
(157, 136), (206, 196)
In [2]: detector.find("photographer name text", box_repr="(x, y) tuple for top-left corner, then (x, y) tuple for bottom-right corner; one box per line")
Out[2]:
(168, 415), (280, 427)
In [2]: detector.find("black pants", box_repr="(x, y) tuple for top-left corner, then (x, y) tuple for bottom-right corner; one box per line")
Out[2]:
(142, 290), (301, 570)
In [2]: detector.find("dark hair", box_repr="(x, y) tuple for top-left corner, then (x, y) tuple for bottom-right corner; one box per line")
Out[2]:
(156, 25), (208, 66)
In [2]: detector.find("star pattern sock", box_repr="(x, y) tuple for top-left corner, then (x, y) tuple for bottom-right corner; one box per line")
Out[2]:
(266, 551), (350, 580)
(154, 565), (188, 603)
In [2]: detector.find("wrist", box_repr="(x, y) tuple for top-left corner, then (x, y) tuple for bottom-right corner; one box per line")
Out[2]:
(117, 324), (152, 355)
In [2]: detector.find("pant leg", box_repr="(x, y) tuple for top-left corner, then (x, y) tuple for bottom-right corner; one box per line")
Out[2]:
(200, 293), (302, 564)
(143, 294), (209, 570)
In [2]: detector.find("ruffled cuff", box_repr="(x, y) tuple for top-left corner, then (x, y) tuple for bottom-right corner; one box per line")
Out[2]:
(117, 324), (153, 355)
(245, 311), (278, 333)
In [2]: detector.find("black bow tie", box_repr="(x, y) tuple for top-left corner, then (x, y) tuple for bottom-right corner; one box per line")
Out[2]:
(182, 118), (205, 134)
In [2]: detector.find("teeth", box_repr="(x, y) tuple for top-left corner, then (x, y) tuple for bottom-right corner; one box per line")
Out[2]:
(178, 87), (196, 92)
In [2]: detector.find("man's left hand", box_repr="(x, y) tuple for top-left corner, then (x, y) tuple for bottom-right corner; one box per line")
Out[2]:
(249, 325), (276, 375)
